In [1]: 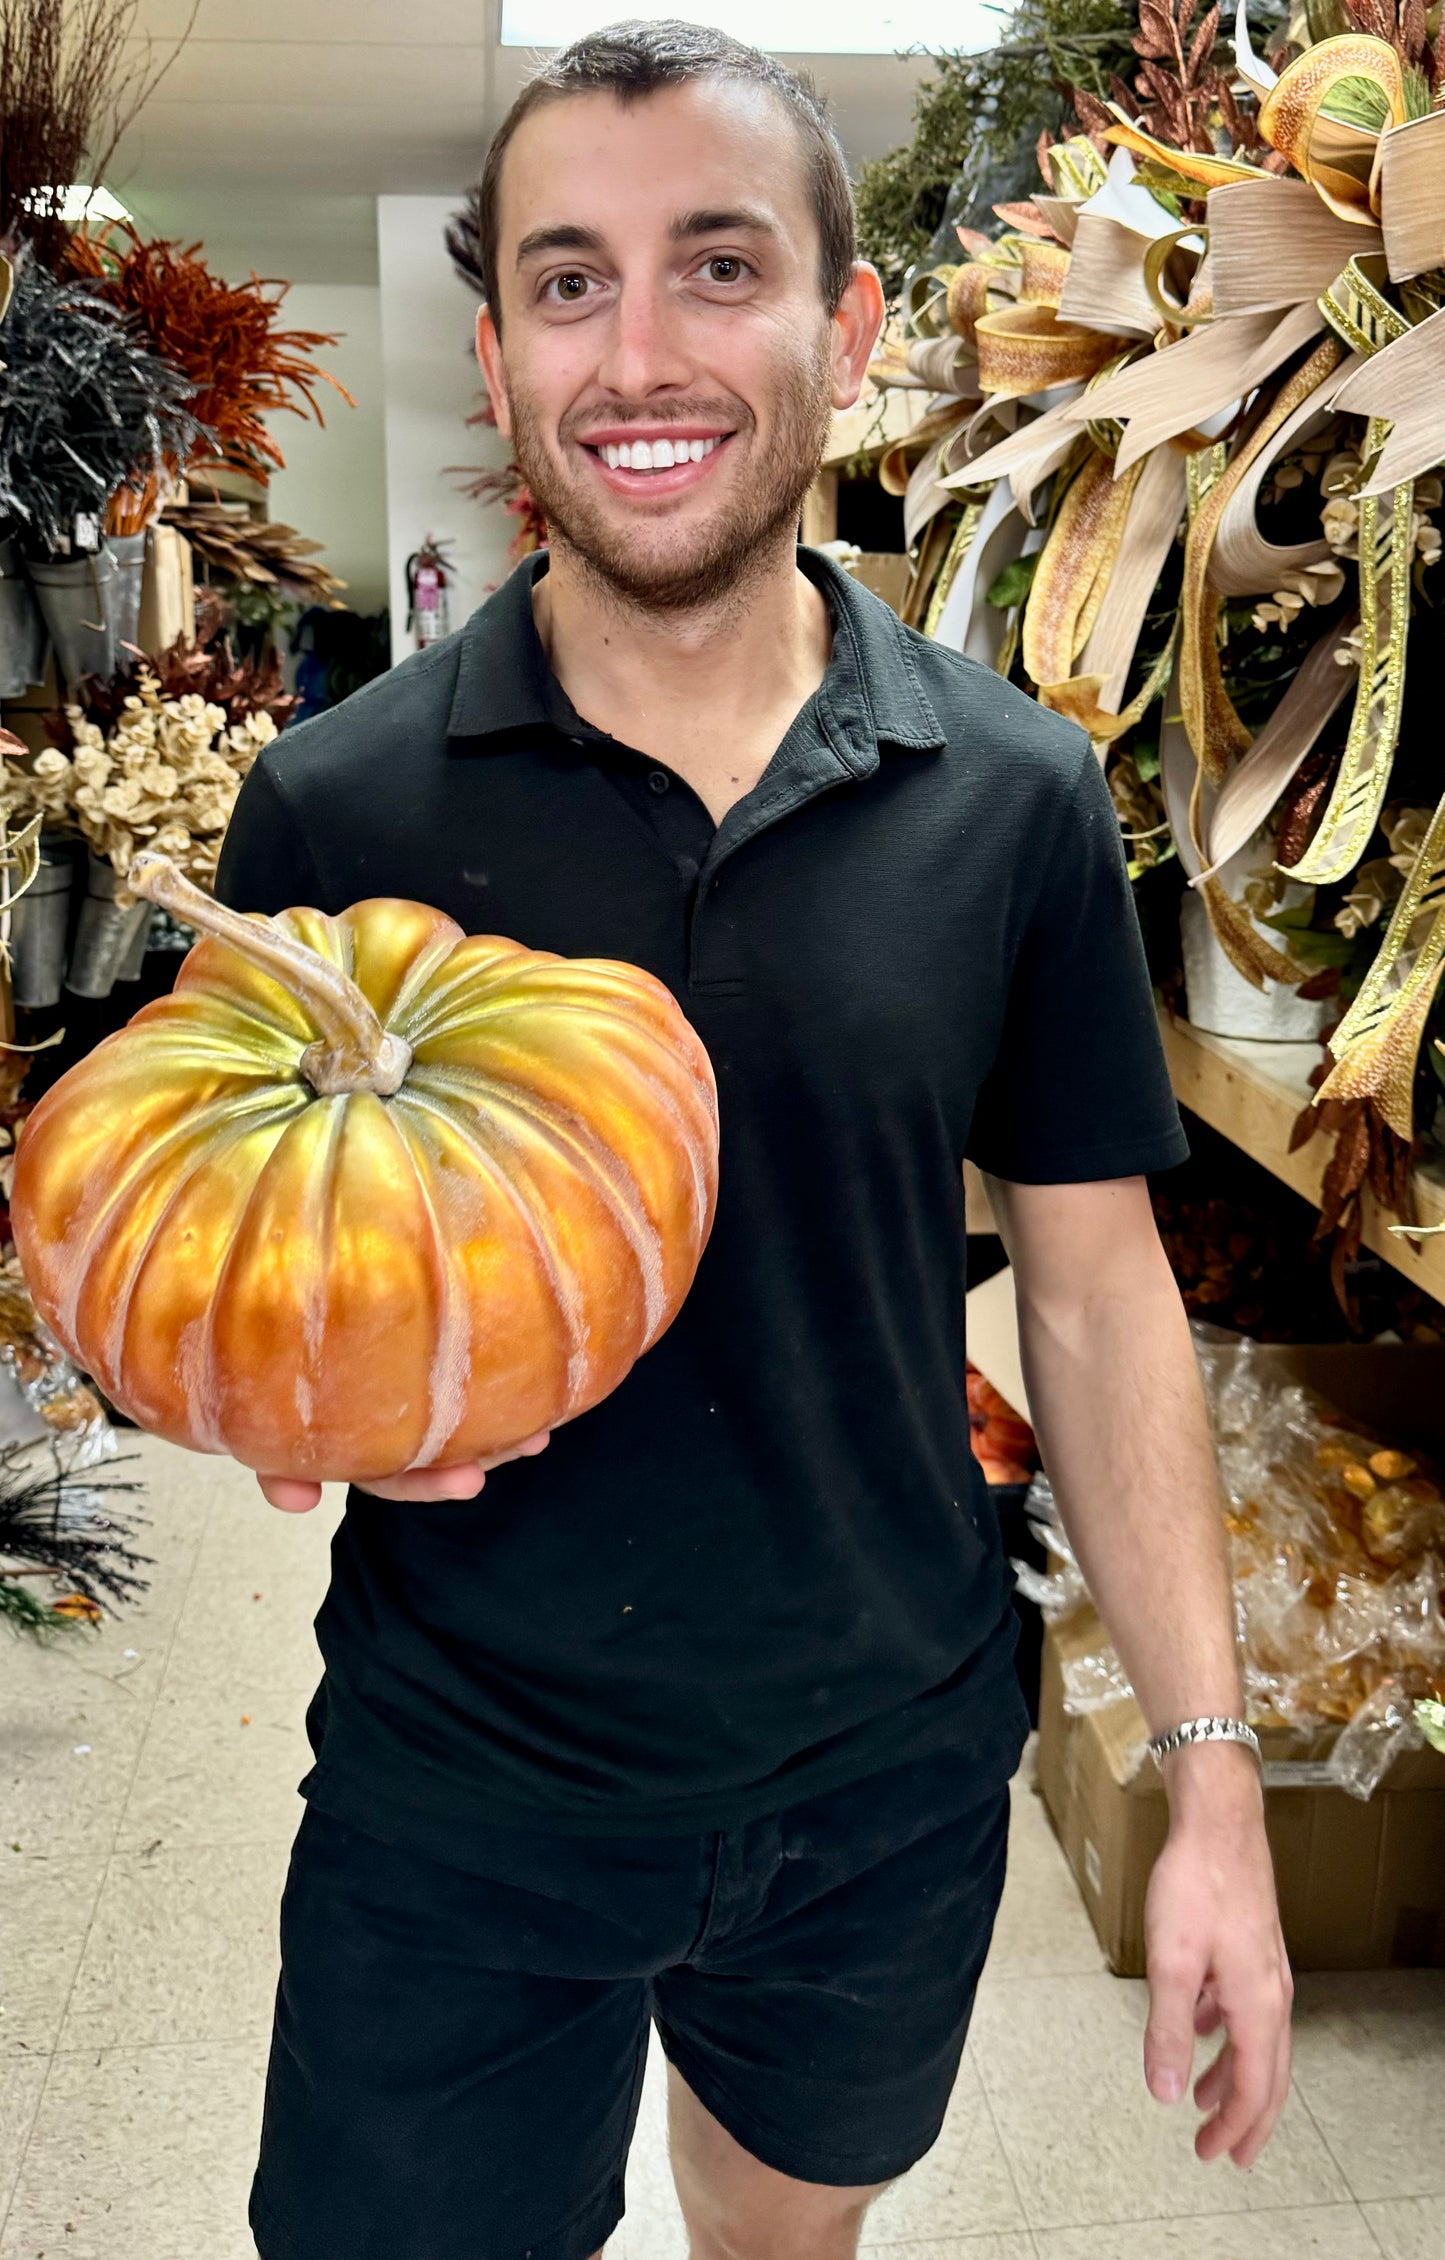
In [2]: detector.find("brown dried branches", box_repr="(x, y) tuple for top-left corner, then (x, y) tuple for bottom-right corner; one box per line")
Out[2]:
(159, 501), (346, 604)
(62, 593), (299, 731)
(1341, 0), (1435, 74)
(1071, 0), (1271, 157)
(0, 0), (198, 266)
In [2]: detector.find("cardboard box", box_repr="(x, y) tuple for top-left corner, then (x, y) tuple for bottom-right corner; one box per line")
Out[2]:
(1036, 1606), (1445, 1974)
(1029, 1337), (1445, 1975)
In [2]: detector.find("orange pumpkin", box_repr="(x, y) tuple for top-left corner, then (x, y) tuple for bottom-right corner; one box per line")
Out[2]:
(11, 855), (719, 1481)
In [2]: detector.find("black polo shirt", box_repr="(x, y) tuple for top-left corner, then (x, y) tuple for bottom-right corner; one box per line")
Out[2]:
(214, 547), (1187, 1854)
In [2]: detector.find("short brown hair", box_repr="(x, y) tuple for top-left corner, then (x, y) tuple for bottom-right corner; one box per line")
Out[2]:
(447, 18), (857, 330)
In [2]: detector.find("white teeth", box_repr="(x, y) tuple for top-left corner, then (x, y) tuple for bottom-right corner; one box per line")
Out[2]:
(597, 434), (723, 472)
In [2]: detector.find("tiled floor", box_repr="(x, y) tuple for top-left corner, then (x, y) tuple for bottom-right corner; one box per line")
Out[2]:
(2, 1437), (1443, 2259)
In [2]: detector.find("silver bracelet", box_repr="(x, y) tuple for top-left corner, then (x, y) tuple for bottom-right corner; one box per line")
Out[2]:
(1148, 1715), (1262, 1767)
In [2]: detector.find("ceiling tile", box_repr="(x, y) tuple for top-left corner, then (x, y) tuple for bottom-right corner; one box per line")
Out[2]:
(135, 0), (496, 40)
(131, 38), (489, 106)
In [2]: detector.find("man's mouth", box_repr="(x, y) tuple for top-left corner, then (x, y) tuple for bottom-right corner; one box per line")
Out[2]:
(591, 435), (723, 471)
(577, 429), (736, 490)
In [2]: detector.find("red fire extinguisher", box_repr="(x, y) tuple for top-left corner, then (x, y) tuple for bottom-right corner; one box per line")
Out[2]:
(406, 537), (454, 648)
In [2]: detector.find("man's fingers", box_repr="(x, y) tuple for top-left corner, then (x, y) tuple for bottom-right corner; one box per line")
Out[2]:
(363, 1463), (491, 1502)
(262, 1434), (552, 1511)
(1193, 2040), (1231, 2113)
(1228, 1995), (1294, 2170)
(258, 1475), (323, 1514)
(1194, 2006), (1278, 2162)
(1144, 1946), (1208, 2104)
(481, 1429), (552, 1470)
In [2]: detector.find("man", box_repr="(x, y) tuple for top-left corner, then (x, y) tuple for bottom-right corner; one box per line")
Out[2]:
(219, 23), (1292, 2260)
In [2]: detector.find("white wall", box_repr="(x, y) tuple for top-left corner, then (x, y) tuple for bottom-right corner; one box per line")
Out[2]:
(376, 196), (517, 668)
(265, 281), (390, 619)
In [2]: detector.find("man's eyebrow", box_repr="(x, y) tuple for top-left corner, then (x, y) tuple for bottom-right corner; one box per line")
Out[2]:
(515, 223), (605, 266)
(669, 207), (778, 240)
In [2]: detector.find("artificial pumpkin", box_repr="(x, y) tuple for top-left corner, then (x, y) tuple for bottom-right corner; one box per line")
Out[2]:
(10, 855), (719, 1482)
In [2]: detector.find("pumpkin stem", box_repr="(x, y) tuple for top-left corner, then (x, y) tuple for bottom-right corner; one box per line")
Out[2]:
(128, 853), (413, 1099)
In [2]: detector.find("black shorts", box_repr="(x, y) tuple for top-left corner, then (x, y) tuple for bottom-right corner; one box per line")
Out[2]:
(249, 1745), (1012, 2260)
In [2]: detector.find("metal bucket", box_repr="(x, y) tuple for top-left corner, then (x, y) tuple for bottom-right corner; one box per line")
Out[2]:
(27, 550), (116, 691)
(0, 537), (48, 697)
(113, 901), (154, 982)
(65, 852), (148, 999)
(104, 532), (148, 666)
(7, 832), (77, 1007)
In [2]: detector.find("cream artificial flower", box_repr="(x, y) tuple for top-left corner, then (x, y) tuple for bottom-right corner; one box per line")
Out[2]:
(1333, 858), (1401, 940)
(1382, 805), (1431, 876)
(1322, 496), (1360, 555)
(1321, 451), (1360, 497)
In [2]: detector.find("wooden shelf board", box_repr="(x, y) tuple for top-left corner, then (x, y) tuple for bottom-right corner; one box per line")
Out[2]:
(821, 387), (928, 470)
(1159, 1010), (1445, 1305)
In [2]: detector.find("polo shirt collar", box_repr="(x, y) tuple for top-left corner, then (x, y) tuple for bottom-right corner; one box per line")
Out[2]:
(446, 547), (945, 759)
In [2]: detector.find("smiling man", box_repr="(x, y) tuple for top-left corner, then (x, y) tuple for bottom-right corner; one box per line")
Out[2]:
(219, 22), (1292, 2260)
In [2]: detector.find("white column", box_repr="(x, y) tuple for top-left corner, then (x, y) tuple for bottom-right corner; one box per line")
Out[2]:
(376, 195), (518, 668)
(265, 281), (389, 617)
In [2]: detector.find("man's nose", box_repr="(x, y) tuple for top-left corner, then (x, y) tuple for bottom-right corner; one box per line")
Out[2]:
(594, 279), (693, 399)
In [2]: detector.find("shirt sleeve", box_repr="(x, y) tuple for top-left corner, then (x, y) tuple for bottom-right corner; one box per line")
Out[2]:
(965, 739), (1189, 1184)
(213, 754), (322, 917)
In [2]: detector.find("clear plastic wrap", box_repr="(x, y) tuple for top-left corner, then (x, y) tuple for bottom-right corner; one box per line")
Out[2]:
(1013, 1341), (1445, 1798)
(0, 1269), (115, 1469)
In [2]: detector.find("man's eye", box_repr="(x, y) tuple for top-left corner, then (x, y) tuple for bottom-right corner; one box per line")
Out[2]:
(549, 273), (590, 302)
(703, 256), (747, 284)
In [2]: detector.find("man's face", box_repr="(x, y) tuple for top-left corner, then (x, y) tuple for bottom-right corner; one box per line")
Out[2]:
(477, 79), (880, 610)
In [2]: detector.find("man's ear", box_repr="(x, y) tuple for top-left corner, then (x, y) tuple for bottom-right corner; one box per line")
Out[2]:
(829, 260), (886, 413)
(475, 304), (513, 439)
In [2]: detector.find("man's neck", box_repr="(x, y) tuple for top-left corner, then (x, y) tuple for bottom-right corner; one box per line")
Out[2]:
(530, 533), (834, 826)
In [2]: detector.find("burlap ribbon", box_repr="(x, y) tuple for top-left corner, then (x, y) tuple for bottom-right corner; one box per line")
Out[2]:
(1179, 333), (1345, 782)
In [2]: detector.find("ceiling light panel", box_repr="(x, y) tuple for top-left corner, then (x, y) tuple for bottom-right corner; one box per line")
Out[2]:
(501, 0), (986, 54)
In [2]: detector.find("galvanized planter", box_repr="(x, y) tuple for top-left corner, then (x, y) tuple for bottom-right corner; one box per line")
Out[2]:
(66, 853), (149, 1000)
(0, 537), (48, 698)
(113, 902), (155, 983)
(26, 549), (116, 691)
(105, 532), (148, 665)
(7, 832), (79, 1008)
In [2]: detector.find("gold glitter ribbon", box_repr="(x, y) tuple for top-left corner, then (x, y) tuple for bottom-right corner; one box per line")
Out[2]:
(1179, 334), (1344, 783)
(1278, 259), (1412, 885)
(1023, 449), (1144, 690)
(1316, 784), (1445, 1138)
(921, 501), (987, 640)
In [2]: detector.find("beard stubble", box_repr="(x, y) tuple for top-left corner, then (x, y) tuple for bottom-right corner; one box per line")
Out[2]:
(505, 342), (833, 614)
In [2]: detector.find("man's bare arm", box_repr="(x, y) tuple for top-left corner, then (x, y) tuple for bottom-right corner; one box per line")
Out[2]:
(983, 1170), (1292, 2168)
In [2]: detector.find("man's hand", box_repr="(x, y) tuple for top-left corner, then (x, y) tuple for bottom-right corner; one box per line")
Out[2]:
(1143, 1747), (1293, 2169)
(257, 1431), (553, 1515)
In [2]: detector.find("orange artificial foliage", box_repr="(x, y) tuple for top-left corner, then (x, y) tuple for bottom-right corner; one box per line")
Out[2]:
(965, 1364), (1039, 1487)
(67, 224), (354, 488)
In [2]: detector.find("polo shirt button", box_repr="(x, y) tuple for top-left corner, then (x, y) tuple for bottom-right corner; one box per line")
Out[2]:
(648, 769), (671, 795)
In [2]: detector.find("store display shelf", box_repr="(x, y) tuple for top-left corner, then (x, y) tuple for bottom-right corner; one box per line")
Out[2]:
(1159, 1010), (1445, 1303)
(821, 387), (928, 471)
